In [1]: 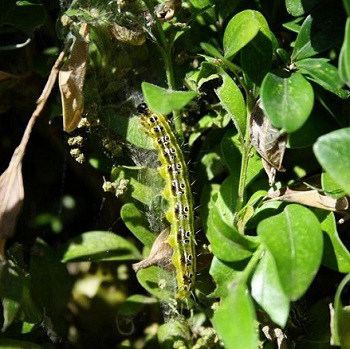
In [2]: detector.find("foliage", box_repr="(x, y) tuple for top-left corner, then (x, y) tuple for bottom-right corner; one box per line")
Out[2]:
(1, 0), (350, 348)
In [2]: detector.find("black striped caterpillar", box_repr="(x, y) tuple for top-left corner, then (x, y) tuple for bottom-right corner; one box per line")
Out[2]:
(138, 104), (196, 299)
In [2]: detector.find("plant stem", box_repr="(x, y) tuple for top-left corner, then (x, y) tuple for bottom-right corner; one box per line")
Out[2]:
(240, 244), (265, 284)
(143, 0), (184, 139)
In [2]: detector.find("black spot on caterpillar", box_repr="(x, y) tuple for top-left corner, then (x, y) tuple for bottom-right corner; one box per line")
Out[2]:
(139, 105), (196, 299)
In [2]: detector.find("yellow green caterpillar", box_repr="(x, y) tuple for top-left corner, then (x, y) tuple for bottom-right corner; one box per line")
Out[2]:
(138, 104), (196, 299)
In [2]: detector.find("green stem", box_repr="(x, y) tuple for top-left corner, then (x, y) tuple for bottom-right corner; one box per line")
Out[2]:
(142, 0), (184, 139)
(240, 244), (265, 284)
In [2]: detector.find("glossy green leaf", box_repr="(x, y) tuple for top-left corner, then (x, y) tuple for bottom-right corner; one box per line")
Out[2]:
(296, 58), (348, 98)
(257, 204), (323, 300)
(339, 18), (350, 87)
(61, 231), (142, 262)
(142, 82), (196, 115)
(111, 166), (164, 207)
(200, 42), (224, 59)
(213, 282), (258, 349)
(251, 251), (290, 327)
(313, 210), (350, 273)
(118, 294), (157, 317)
(261, 72), (314, 132)
(241, 12), (273, 86)
(0, 339), (44, 349)
(333, 273), (350, 347)
(198, 63), (246, 137)
(223, 10), (261, 59)
(314, 128), (350, 196)
(285, 0), (320, 16)
(291, 1), (345, 61)
(207, 205), (257, 262)
(121, 203), (156, 248)
(209, 257), (245, 298)
(136, 266), (175, 301)
(321, 172), (346, 199)
(200, 183), (220, 233)
(216, 174), (239, 225)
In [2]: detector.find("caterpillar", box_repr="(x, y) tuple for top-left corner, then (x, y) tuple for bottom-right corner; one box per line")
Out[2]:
(138, 103), (196, 299)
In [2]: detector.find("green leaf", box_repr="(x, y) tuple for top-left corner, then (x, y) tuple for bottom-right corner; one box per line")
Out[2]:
(198, 62), (246, 137)
(313, 128), (350, 196)
(333, 273), (350, 347)
(118, 294), (157, 317)
(111, 166), (164, 207)
(285, 0), (321, 16)
(291, 0), (345, 61)
(313, 210), (350, 273)
(0, 261), (23, 331)
(30, 240), (71, 338)
(141, 82), (196, 115)
(343, 0), (350, 16)
(61, 231), (142, 262)
(296, 58), (348, 98)
(213, 282), (258, 349)
(121, 203), (156, 248)
(321, 172), (346, 199)
(136, 266), (175, 301)
(261, 71), (314, 132)
(223, 10), (261, 59)
(257, 204), (323, 300)
(241, 12), (273, 86)
(339, 18), (350, 87)
(200, 183), (220, 233)
(251, 251), (290, 327)
(209, 257), (245, 298)
(215, 174), (239, 225)
(0, 339), (44, 349)
(200, 42), (224, 59)
(207, 205), (257, 262)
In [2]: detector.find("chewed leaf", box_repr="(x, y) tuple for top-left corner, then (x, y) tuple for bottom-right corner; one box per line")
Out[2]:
(61, 231), (142, 262)
(142, 82), (196, 115)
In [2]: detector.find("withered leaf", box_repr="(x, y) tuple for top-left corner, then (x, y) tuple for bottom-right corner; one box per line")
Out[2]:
(109, 23), (146, 46)
(59, 23), (89, 133)
(132, 227), (173, 272)
(265, 175), (350, 221)
(250, 100), (287, 185)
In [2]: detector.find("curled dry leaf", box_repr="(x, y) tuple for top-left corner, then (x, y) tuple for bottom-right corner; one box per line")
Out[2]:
(250, 100), (287, 186)
(109, 23), (146, 46)
(155, 0), (182, 21)
(132, 227), (173, 272)
(265, 175), (350, 221)
(59, 23), (89, 133)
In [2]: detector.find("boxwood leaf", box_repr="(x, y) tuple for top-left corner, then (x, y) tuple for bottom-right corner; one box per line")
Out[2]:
(0, 339), (44, 349)
(209, 257), (246, 298)
(321, 172), (346, 199)
(313, 128), (350, 196)
(339, 18), (350, 87)
(285, 0), (320, 16)
(213, 282), (258, 349)
(142, 82), (196, 115)
(118, 294), (157, 317)
(61, 231), (142, 262)
(313, 210), (350, 273)
(241, 12), (273, 86)
(333, 273), (350, 347)
(261, 71), (314, 132)
(257, 204), (323, 300)
(296, 58), (348, 98)
(207, 205), (257, 262)
(291, 0), (345, 61)
(251, 251), (290, 327)
(223, 10), (261, 59)
(121, 203), (156, 248)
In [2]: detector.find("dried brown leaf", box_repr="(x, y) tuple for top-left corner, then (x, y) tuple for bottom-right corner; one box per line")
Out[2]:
(109, 23), (145, 46)
(250, 100), (287, 185)
(59, 24), (89, 133)
(132, 227), (173, 272)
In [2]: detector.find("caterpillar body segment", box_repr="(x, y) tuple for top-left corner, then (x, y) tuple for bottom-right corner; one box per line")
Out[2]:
(139, 105), (196, 299)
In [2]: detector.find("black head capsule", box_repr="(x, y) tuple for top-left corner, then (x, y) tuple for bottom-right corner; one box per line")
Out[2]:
(137, 103), (148, 114)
